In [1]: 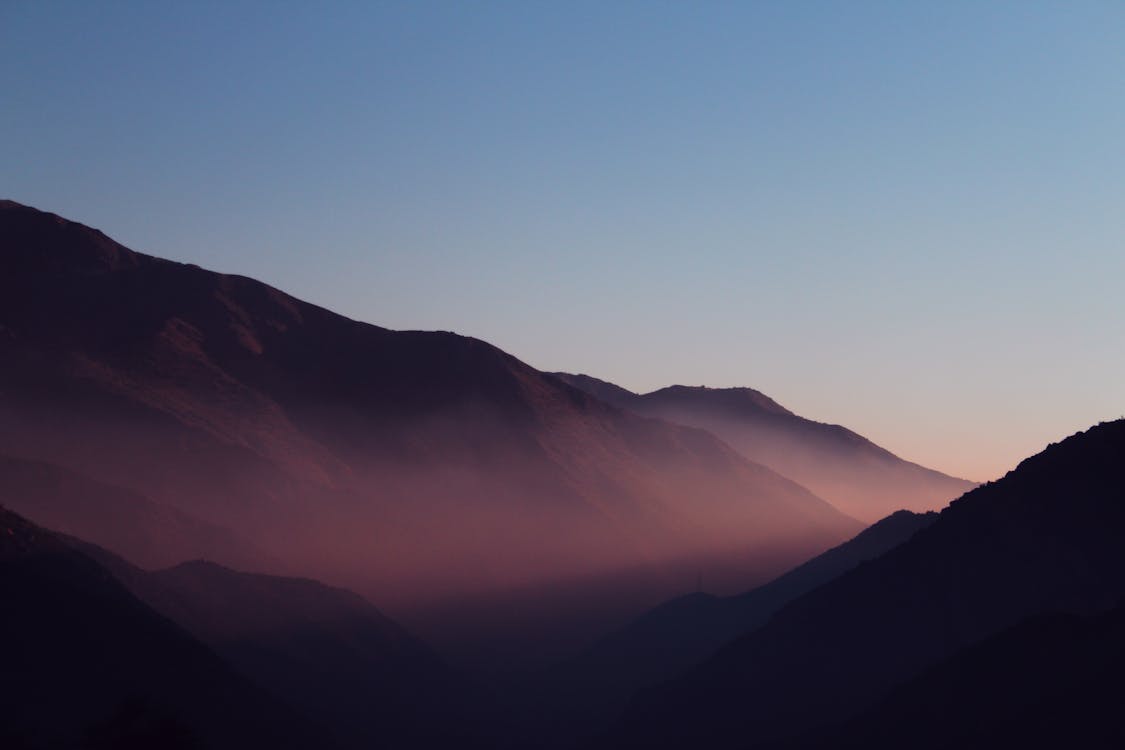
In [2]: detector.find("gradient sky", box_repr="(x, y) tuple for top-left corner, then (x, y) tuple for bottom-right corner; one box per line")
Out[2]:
(4, 2), (1124, 482)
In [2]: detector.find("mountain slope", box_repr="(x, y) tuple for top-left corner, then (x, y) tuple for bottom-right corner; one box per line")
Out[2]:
(613, 419), (1125, 749)
(554, 509), (937, 710)
(0, 506), (325, 749)
(79, 548), (497, 749)
(0, 453), (263, 570)
(800, 603), (1125, 749)
(0, 199), (859, 660)
(521, 510), (936, 747)
(554, 373), (975, 521)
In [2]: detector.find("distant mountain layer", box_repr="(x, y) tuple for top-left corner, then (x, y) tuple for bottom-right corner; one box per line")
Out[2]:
(0, 200), (860, 661)
(554, 373), (975, 521)
(613, 419), (1125, 749)
(0, 507), (324, 750)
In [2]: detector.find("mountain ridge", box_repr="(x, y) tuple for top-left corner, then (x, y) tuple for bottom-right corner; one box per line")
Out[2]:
(0, 505), (328, 749)
(0, 199), (860, 665)
(553, 371), (975, 520)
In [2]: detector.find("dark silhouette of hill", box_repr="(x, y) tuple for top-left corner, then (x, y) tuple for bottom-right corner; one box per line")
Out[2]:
(792, 602), (1125, 749)
(80, 546), (499, 749)
(0, 199), (860, 664)
(611, 419), (1125, 749)
(554, 372), (975, 521)
(513, 510), (936, 747)
(0, 506), (326, 749)
(0, 453), (264, 570)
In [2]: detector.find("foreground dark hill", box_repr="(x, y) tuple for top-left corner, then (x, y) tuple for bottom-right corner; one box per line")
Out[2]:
(80, 548), (495, 749)
(519, 510), (936, 747)
(0, 507), (324, 750)
(797, 602), (1125, 749)
(613, 419), (1125, 749)
(554, 510), (937, 714)
(0, 200), (860, 660)
(555, 373), (974, 521)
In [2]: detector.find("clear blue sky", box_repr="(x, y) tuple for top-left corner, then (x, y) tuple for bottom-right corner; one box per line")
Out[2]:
(4, 2), (1124, 481)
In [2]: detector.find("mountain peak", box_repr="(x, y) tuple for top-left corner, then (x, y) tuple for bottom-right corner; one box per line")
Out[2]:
(645, 384), (795, 418)
(1, 198), (146, 274)
(559, 373), (974, 520)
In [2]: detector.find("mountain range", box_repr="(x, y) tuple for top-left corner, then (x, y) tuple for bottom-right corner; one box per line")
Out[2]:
(0, 199), (862, 663)
(554, 373), (975, 521)
(4, 198), (1122, 750)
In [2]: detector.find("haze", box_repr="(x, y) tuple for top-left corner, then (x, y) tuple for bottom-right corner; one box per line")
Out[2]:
(3, 2), (1124, 481)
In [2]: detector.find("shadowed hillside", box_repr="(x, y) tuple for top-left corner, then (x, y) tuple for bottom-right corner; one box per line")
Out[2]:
(517, 510), (936, 747)
(794, 602), (1125, 749)
(0, 507), (325, 749)
(78, 546), (499, 749)
(613, 420), (1125, 748)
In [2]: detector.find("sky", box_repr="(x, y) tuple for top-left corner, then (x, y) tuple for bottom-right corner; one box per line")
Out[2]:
(3, 2), (1124, 482)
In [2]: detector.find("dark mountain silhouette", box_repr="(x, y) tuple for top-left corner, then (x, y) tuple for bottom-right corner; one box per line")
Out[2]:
(77, 546), (498, 749)
(517, 510), (936, 747)
(794, 602), (1125, 749)
(612, 419), (1125, 749)
(554, 372), (975, 521)
(0, 506), (325, 749)
(0, 453), (263, 570)
(552, 510), (936, 711)
(0, 199), (860, 664)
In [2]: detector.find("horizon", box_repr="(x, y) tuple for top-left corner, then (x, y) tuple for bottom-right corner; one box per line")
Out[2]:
(5, 3), (1125, 482)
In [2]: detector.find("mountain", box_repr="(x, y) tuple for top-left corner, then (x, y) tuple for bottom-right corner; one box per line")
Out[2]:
(553, 373), (975, 521)
(79, 546), (496, 749)
(0, 506), (325, 749)
(612, 419), (1125, 749)
(797, 602), (1125, 749)
(0, 199), (860, 663)
(0, 453), (262, 570)
(519, 510), (936, 747)
(551, 510), (937, 712)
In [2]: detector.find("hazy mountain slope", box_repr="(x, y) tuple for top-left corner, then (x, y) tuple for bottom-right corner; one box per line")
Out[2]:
(613, 419), (1125, 749)
(0, 507), (325, 750)
(799, 603), (1125, 749)
(80, 547), (497, 749)
(0, 199), (859, 660)
(0, 453), (262, 570)
(554, 373), (975, 521)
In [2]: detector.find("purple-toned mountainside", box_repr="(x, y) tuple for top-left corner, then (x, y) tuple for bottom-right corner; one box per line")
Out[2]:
(554, 373), (975, 521)
(0, 453), (264, 570)
(0, 200), (860, 659)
